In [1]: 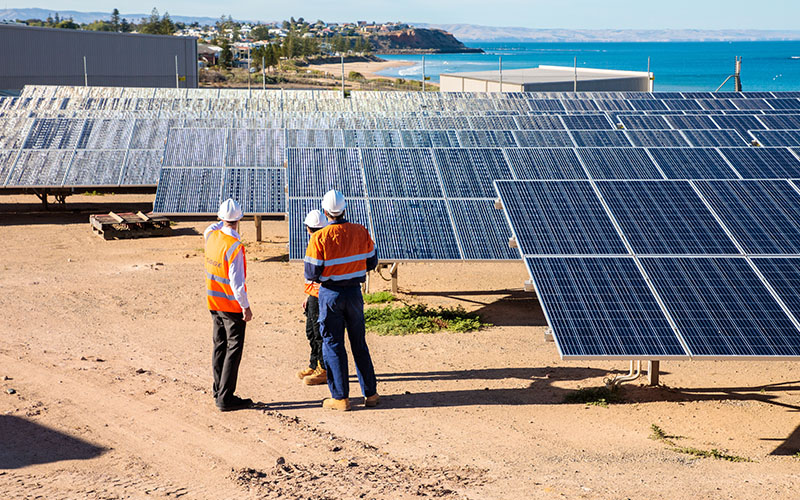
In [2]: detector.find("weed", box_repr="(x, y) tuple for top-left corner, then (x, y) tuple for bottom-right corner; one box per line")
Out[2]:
(794, 451), (800, 460)
(563, 386), (622, 407)
(364, 304), (488, 335)
(649, 423), (753, 462)
(363, 291), (396, 304)
(83, 190), (106, 196)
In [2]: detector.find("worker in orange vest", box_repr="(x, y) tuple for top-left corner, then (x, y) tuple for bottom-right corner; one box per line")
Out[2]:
(305, 190), (379, 411)
(297, 209), (328, 386)
(204, 199), (254, 412)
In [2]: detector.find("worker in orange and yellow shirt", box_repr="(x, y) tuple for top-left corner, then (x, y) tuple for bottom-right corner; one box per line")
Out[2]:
(297, 209), (328, 386)
(204, 199), (254, 412)
(304, 190), (379, 411)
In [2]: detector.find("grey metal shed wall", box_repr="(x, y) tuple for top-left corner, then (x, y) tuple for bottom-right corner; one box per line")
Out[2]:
(0, 24), (197, 90)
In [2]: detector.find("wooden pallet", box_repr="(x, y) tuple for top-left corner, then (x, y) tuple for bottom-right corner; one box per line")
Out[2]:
(90, 211), (172, 240)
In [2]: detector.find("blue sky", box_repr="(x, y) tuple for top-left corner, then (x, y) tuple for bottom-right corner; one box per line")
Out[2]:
(26, 1), (800, 30)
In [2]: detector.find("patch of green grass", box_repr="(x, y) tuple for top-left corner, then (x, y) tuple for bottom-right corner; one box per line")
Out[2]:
(364, 304), (488, 335)
(649, 424), (753, 462)
(83, 190), (106, 196)
(363, 291), (396, 304)
(563, 386), (622, 407)
(793, 451), (800, 460)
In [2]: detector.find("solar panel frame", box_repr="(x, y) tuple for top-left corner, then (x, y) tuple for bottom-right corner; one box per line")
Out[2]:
(5, 149), (74, 187)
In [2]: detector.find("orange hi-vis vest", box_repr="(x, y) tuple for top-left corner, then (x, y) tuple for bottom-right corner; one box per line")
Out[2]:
(205, 229), (247, 313)
(305, 222), (375, 284)
(304, 280), (320, 298)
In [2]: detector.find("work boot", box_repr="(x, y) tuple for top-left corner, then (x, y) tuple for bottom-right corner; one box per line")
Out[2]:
(303, 365), (327, 386)
(296, 366), (315, 379)
(364, 394), (380, 407)
(322, 397), (351, 411)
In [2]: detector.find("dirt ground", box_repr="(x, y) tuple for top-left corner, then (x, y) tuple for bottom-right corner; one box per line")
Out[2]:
(1, 193), (799, 499)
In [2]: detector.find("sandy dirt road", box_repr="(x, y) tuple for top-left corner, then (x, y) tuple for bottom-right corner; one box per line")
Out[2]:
(1, 194), (799, 499)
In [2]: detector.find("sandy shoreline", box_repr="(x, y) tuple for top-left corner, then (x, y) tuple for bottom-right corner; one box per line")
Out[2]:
(308, 59), (415, 80)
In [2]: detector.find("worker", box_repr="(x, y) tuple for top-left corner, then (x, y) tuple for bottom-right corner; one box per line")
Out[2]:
(297, 209), (328, 386)
(204, 198), (254, 412)
(304, 190), (379, 411)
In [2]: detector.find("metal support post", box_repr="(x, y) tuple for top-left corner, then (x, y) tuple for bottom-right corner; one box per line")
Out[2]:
(647, 360), (660, 386)
(499, 56), (503, 92)
(83, 56), (88, 87)
(175, 55), (179, 89)
(254, 215), (262, 242)
(341, 55), (345, 98)
(390, 262), (398, 293)
(247, 48), (251, 94)
(422, 55), (425, 92)
(734, 56), (742, 92)
(573, 56), (578, 92)
(262, 56), (266, 90)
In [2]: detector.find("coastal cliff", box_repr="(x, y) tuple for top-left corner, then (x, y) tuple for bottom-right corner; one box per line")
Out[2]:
(369, 28), (483, 54)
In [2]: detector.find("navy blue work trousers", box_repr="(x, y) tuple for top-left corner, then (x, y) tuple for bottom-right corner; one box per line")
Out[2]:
(318, 285), (377, 400)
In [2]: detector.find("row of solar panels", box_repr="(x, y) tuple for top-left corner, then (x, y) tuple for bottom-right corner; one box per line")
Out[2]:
(496, 179), (800, 359)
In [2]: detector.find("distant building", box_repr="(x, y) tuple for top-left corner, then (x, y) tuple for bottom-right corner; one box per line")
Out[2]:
(0, 24), (198, 91)
(439, 65), (653, 93)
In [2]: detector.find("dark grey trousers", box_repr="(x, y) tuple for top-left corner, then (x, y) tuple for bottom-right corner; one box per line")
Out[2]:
(211, 310), (246, 407)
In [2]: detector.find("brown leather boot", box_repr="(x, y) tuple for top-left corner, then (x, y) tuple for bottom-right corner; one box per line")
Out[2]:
(296, 366), (315, 379)
(322, 398), (351, 411)
(303, 364), (328, 386)
(365, 394), (380, 407)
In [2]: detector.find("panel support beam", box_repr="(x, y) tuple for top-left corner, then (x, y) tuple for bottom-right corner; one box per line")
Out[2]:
(254, 215), (262, 242)
(647, 360), (660, 386)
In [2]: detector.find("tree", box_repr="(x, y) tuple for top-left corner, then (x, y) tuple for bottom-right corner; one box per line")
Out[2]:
(251, 25), (269, 41)
(56, 18), (79, 30)
(219, 39), (233, 69)
(86, 20), (114, 31)
(159, 12), (175, 35)
(120, 18), (131, 32)
(111, 8), (120, 31)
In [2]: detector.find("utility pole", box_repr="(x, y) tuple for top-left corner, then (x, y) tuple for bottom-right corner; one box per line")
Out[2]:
(262, 56), (265, 91)
(341, 54), (345, 98)
(422, 55), (425, 92)
(499, 56), (503, 92)
(647, 57), (653, 92)
(573, 56), (577, 92)
(175, 55), (179, 89)
(247, 47), (251, 94)
(734, 56), (742, 92)
(83, 55), (88, 87)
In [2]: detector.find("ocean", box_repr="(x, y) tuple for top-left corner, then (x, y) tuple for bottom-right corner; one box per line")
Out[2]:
(377, 41), (800, 92)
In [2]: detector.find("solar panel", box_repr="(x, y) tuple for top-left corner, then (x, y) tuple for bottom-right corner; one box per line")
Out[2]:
(343, 129), (403, 148)
(153, 167), (224, 214)
(561, 100), (599, 112)
(525, 257), (686, 358)
(504, 148), (587, 179)
(514, 115), (565, 130)
(697, 99), (738, 111)
(718, 148), (800, 179)
(765, 98), (800, 110)
(511, 130), (574, 148)
(467, 115), (519, 130)
(433, 148), (512, 198)
(448, 199), (518, 260)
(286, 148), (364, 197)
(361, 148), (442, 198)
(23, 118), (85, 149)
(120, 149), (162, 185)
(663, 115), (718, 130)
(595, 99), (635, 112)
(561, 115), (613, 130)
(129, 119), (179, 149)
(78, 119), (134, 149)
(641, 257), (800, 357)
(625, 130), (689, 147)
(456, 129), (518, 148)
(163, 128), (226, 167)
(751, 257), (800, 322)
(222, 168), (285, 214)
(618, 115), (670, 130)
(370, 199), (461, 260)
(694, 180), (800, 254)
(663, 99), (703, 111)
(526, 99), (566, 112)
(577, 148), (663, 180)
(629, 99), (668, 111)
(597, 180), (739, 255)
(759, 114), (800, 129)
(287, 198), (370, 260)
(710, 115), (766, 136)
(286, 129), (345, 148)
(63, 150), (126, 186)
(0, 150), (19, 185)
(730, 98), (771, 110)
(400, 129), (460, 148)
(569, 130), (632, 147)
(494, 180), (627, 255)
(6, 150), (73, 187)
(679, 129), (744, 147)
(648, 148), (738, 179)
(751, 130), (800, 147)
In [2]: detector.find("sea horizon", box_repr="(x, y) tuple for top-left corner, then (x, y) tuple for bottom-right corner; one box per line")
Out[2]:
(377, 41), (800, 92)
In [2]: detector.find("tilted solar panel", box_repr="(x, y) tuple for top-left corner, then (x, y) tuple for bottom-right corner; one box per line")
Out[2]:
(287, 198), (370, 260)
(287, 148), (364, 198)
(597, 180), (739, 255)
(752, 257), (800, 322)
(640, 257), (800, 358)
(6, 150), (73, 187)
(495, 180), (627, 256)
(525, 256), (687, 359)
(648, 148), (738, 179)
(569, 130), (632, 147)
(576, 148), (663, 180)
(361, 148), (442, 198)
(433, 148), (512, 198)
(448, 199), (518, 260)
(664, 115), (719, 130)
(718, 148), (800, 179)
(681, 129), (748, 147)
(618, 115), (670, 130)
(163, 128), (226, 167)
(153, 167), (224, 214)
(625, 130), (689, 147)
(751, 130), (800, 147)
(561, 114), (613, 130)
(694, 180), (800, 254)
(63, 150), (126, 186)
(456, 129), (518, 148)
(120, 149), (162, 185)
(370, 199), (461, 260)
(504, 148), (587, 180)
(514, 115), (565, 130)
(759, 114), (800, 129)
(0, 150), (19, 185)
(512, 130), (574, 148)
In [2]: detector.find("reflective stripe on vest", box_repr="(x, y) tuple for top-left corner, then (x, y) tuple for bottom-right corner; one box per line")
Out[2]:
(205, 229), (246, 313)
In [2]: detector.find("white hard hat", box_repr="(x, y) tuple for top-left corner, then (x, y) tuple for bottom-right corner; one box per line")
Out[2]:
(304, 209), (328, 229)
(321, 190), (346, 216)
(217, 198), (244, 222)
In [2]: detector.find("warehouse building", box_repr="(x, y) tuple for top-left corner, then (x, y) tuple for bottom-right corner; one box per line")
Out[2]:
(0, 24), (198, 92)
(439, 65), (652, 93)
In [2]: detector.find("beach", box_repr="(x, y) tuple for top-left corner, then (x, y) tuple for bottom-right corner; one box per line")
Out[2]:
(2, 193), (799, 499)
(308, 59), (415, 80)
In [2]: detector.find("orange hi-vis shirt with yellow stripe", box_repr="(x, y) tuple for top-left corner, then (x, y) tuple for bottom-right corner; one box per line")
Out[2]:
(304, 221), (376, 286)
(205, 229), (247, 313)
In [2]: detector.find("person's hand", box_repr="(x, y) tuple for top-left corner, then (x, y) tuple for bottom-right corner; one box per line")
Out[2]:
(243, 307), (253, 322)
(302, 296), (308, 311)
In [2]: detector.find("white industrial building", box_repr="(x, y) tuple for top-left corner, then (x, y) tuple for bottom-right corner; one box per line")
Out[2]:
(439, 65), (653, 93)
